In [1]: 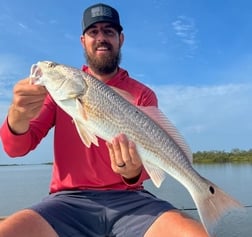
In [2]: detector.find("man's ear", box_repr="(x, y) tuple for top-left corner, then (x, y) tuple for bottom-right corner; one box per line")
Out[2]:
(119, 32), (124, 48)
(80, 35), (86, 48)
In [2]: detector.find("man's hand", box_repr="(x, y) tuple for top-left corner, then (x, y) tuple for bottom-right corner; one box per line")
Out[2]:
(106, 134), (142, 182)
(8, 78), (47, 134)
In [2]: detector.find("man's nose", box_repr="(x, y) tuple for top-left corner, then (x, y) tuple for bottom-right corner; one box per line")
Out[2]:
(96, 30), (108, 40)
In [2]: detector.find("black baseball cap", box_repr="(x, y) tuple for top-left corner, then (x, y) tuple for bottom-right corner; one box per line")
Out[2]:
(82, 3), (123, 34)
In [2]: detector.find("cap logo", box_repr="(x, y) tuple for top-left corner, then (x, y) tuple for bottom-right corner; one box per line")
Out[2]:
(91, 6), (113, 18)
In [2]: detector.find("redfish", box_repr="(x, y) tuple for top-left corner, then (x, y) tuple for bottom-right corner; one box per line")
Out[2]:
(30, 61), (244, 236)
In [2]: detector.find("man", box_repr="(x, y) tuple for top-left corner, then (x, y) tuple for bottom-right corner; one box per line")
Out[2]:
(0, 3), (208, 237)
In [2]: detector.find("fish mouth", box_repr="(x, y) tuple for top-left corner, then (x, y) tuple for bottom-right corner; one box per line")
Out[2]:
(29, 64), (43, 85)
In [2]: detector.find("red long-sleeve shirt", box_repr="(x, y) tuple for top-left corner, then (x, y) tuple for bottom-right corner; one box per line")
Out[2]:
(0, 67), (158, 193)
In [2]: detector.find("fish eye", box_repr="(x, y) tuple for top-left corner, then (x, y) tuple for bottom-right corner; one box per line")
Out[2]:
(46, 61), (57, 68)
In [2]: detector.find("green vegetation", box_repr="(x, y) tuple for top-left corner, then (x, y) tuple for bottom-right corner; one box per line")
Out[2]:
(193, 148), (252, 163)
(1, 149), (252, 166)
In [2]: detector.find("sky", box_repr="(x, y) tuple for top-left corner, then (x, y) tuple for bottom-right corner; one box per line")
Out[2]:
(0, 0), (251, 164)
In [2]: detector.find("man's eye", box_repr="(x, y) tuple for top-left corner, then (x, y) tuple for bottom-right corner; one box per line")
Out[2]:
(88, 30), (98, 36)
(104, 29), (115, 36)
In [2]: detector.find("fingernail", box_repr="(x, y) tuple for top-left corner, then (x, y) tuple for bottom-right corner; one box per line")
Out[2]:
(119, 134), (127, 142)
(129, 141), (135, 148)
(112, 137), (118, 145)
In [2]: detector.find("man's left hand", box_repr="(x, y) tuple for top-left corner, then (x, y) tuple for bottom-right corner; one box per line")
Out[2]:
(106, 134), (142, 181)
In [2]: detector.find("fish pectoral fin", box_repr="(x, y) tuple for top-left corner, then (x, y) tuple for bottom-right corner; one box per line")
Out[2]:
(74, 99), (99, 147)
(143, 161), (166, 188)
(73, 118), (99, 147)
(76, 98), (88, 120)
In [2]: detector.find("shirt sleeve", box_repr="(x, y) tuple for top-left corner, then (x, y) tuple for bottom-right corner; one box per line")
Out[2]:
(0, 119), (32, 157)
(138, 87), (158, 107)
(0, 95), (56, 158)
(121, 167), (150, 188)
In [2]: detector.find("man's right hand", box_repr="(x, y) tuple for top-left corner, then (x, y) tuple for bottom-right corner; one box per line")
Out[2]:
(7, 78), (47, 134)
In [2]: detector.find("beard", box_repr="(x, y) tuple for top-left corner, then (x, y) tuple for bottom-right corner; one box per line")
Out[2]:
(84, 42), (121, 75)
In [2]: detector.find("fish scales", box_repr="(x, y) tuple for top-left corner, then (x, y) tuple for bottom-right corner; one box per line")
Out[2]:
(83, 74), (168, 149)
(82, 73), (217, 199)
(83, 73), (201, 204)
(30, 61), (245, 237)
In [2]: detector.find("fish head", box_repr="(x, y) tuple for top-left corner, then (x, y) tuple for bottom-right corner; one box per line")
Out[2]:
(30, 61), (87, 100)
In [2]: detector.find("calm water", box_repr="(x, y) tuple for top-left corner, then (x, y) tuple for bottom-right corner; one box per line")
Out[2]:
(0, 163), (251, 236)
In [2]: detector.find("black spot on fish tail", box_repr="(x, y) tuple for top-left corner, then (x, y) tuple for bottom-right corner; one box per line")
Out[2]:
(209, 186), (215, 194)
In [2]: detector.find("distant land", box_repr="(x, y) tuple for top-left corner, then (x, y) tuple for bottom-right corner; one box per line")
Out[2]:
(193, 148), (252, 163)
(0, 149), (252, 166)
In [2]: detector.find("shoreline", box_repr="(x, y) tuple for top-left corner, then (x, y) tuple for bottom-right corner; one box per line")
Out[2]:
(1, 149), (252, 166)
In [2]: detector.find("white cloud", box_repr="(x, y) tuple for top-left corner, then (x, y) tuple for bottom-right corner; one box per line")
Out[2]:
(172, 16), (198, 44)
(0, 80), (251, 164)
(18, 22), (28, 30)
(171, 16), (198, 57)
(151, 83), (252, 151)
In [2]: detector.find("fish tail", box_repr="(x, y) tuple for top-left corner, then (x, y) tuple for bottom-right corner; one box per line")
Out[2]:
(192, 180), (245, 237)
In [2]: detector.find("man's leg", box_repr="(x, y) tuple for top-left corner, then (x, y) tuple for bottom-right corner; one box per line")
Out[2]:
(0, 209), (58, 237)
(144, 210), (209, 237)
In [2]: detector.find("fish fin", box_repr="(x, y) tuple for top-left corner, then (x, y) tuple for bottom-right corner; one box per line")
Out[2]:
(72, 99), (99, 147)
(191, 180), (245, 236)
(143, 161), (166, 188)
(109, 86), (135, 104)
(139, 106), (193, 163)
(76, 98), (88, 120)
(73, 118), (99, 147)
(107, 86), (192, 163)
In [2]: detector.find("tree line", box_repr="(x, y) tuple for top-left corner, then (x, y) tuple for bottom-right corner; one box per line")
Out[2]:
(193, 148), (252, 163)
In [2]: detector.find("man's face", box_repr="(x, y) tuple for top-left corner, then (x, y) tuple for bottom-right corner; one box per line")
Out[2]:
(81, 22), (124, 75)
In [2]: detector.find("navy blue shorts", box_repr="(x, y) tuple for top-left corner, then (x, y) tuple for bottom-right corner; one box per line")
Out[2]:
(30, 189), (175, 237)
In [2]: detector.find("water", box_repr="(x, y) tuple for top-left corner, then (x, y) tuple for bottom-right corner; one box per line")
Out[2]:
(145, 163), (252, 236)
(0, 163), (251, 236)
(0, 165), (51, 215)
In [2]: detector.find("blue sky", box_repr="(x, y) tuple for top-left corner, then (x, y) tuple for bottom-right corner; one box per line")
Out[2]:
(0, 0), (251, 164)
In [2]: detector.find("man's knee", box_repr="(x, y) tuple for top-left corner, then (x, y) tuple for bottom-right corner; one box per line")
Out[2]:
(0, 209), (58, 237)
(145, 210), (208, 237)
